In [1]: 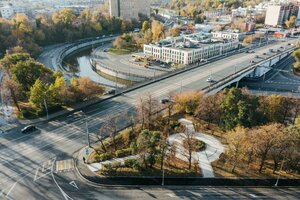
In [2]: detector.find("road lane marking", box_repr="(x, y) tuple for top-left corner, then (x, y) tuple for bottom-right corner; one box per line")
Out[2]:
(69, 181), (78, 190)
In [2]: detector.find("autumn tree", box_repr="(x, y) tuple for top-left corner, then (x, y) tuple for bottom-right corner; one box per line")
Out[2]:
(174, 91), (203, 114)
(141, 20), (150, 36)
(226, 126), (247, 173)
(260, 95), (287, 123)
(195, 91), (224, 126)
(151, 20), (164, 42)
(251, 123), (284, 173)
(285, 15), (296, 29)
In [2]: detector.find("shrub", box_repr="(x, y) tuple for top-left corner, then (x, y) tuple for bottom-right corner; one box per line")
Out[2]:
(124, 158), (141, 170)
(122, 129), (134, 145)
(115, 148), (132, 158)
(94, 152), (113, 162)
(130, 141), (138, 155)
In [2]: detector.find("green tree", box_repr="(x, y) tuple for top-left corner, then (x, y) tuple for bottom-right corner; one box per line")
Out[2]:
(11, 60), (52, 91)
(29, 79), (54, 110)
(137, 130), (160, 168)
(141, 21), (150, 36)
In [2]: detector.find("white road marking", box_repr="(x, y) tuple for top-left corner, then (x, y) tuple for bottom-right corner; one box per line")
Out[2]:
(69, 181), (79, 190)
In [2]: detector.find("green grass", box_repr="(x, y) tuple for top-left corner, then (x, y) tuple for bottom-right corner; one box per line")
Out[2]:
(108, 48), (136, 55)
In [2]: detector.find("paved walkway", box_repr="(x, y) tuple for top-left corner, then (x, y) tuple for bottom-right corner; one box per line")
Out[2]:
(168, 118), (224, 178)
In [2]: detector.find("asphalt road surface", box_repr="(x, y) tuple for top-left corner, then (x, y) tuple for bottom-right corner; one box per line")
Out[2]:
(1, 38), (299, 199)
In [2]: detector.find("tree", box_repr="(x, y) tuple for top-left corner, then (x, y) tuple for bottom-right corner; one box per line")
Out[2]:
(174, 91), (203, 114)
(70, 77), (105, 101)
(151, 20), (164, 42)
(220, 88), (262, 130)
(226, 126), (247, 173)
(285, 15), (296, 29)
(182, 125), (195, 170)
(100, 115), (120, 153)
(252, 123), (283, 173)
(3, 79), (22, 112)
(141, 21), (150, 36)
(29, 79), (53, 110)
(136, 94), (159, 129)
(260, 95), (286, 123)
(292, 48), (300, 71)
(11, 60), (52, 91)
(137, 130), (160, 168)
(195, 91), (224, 126)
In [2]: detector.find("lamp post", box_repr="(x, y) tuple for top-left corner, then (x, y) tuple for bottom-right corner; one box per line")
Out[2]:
(275, 158), (285, 187)
(85, 113), (91, 147)
(43, 91), (49, 120)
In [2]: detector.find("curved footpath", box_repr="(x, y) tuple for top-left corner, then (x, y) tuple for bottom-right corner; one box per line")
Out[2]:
(168, 119), (224, 178)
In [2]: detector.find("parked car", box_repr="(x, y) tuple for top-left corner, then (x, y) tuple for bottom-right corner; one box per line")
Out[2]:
(21, 125), (37, 134)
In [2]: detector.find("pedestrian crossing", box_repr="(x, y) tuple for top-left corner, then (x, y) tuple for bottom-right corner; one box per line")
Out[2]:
(55, 159), (74, 173)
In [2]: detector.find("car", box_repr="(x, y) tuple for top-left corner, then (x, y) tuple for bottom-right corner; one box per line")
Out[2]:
(255, 55), (260, 58)
(206, 77), (214, 82)
(108, 89), (116, 95)
(160, 99), (171, 104)
(263, 53), (267, 55)
(102, 35), (106, 38)
(103, 49), (108, 52)
(200, 59), (208, 62)
(96, 37), (100, 39)
(21, 125), (37, 134)
(110, 34), (113, 37)
(250, 60), (255, 63)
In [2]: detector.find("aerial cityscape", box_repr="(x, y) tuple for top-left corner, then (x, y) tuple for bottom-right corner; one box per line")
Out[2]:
(0, 0), (300, 199)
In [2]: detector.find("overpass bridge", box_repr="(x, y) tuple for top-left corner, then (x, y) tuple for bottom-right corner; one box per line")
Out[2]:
(204, 45), (296, 95)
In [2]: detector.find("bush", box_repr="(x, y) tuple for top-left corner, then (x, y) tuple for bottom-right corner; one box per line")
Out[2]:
(124, 158), (141, 170)
(130, 142), (138, 155)
(115, 148), (132, 158)
(94, 152), (113, 162)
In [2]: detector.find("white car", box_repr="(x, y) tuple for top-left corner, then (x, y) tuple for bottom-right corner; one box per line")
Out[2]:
(206, 77), (214, 82)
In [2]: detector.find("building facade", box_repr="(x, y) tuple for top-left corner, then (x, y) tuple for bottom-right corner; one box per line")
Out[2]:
(109, 0), (150, 20)
(0, 5), (14, 19)
(265, 3), (299, 26)
(144, 33), (239, 65)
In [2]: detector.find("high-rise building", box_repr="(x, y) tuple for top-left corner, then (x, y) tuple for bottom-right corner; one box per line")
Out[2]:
(109, 0), (150, 20)
(265, 3), (299, 26)
(0, 5), (14, 19)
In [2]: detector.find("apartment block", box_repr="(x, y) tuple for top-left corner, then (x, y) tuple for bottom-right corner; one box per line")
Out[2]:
(265, 3), (299, 26)
(109, 0), (150, 20)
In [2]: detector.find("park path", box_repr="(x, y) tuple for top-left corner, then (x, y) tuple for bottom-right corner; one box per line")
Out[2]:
(168, 118), (224, 177)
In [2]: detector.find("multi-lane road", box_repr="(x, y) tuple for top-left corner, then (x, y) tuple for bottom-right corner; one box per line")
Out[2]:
(1, 38), (299, 199)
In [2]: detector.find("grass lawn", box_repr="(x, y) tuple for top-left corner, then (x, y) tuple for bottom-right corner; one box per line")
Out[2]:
(108, 48), (136, 55)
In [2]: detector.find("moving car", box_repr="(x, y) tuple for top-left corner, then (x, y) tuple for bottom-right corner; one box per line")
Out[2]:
(160, 99), (171, 104)
(206, 76), (214, 82)
(21, 125), (37, 134)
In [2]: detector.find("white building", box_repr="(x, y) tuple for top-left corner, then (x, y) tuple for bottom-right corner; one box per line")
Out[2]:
(0, 5), (14, 19)
(143, 33), (239, 65)
(265, 3), (299, 26)
(109, 0), (150, 20)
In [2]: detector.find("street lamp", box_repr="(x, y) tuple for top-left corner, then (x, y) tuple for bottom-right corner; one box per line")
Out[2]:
(275, 158), (285, 187)
(43, 91), (49, 120)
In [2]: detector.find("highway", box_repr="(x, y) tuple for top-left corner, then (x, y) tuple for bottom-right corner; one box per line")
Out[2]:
(0, 38), (299, 199)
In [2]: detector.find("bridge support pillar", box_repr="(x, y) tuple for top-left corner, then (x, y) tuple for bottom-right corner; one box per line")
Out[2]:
(236, 81), (239, 88)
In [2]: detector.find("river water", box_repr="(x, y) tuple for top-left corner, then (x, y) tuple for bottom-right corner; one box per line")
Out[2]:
(63, 49), (117, 87)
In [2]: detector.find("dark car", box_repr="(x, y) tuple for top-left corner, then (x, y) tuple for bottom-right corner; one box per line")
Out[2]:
(160, 99), (171, 104)
(21, 125), (37, 134)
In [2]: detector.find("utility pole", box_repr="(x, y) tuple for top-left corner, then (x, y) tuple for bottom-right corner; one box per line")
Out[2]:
(275, 158), (285, 187)
(86, 119), (91, 147)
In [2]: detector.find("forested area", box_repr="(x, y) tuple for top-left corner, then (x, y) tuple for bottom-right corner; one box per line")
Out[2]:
(0, 7), (138, 58)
